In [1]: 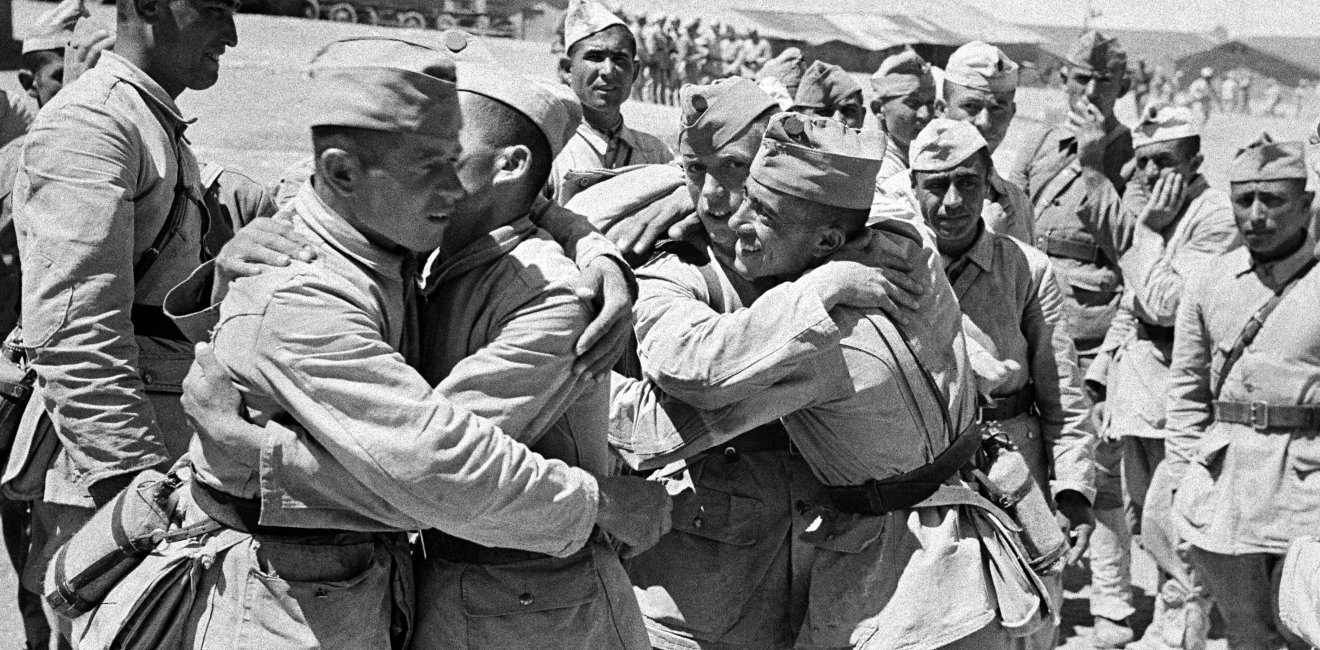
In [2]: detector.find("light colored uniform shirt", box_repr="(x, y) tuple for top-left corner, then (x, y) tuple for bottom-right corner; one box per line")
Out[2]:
(946, 227), (1096, 502)
(1008, 123), (1136, 355)
(14, 51), (207, 503)
(548, 120), (674, 203)
(197, 185), (599, 556)
(1168, 241), (1320, 556)
(1105, 177), (1240, 439)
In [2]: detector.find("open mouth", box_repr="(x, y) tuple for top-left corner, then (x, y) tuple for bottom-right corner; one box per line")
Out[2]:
(736, 238), (762, 255)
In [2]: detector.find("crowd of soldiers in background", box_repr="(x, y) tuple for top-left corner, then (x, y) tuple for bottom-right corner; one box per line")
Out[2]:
(1133, 63), (1317, 120)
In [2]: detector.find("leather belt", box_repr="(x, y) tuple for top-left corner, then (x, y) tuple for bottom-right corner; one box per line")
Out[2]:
(1035, 233), (1103, 264)
(420, 529), (569, 565)
(827, 423), (981, 516)
(1137, 321), (1175, 345)
(1213, 401), (1320, 434)
(131, 303), (190, 342)
(719, 422), (791, 455)
(978, 384), (1035, 422)
(191, 476), (362, 540)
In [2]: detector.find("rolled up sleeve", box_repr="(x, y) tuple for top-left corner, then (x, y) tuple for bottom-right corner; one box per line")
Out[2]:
(217, 275), (599, 557)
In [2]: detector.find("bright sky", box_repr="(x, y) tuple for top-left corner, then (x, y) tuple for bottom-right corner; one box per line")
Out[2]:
(986, 0), (1320, 37)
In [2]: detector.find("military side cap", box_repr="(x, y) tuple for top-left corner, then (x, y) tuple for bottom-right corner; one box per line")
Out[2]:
(909, 118), (989, 172)
(756, 47), (806, 97)
(1132, 103), (1200, 148)
(307, 37), (458, 137)
(1230, 133), (1307, 183)
(460, 65), (583, 159)
(22, 0), (81, 54)
(750, 112), (885, 210)
(870, 49), (932, 100)
(679, 77), (778, 156)
(944, 41), (1018, 94)
(1065, 30), (1127, 75)
(563, 0), (628, 52)
(794, 61), (862, 110)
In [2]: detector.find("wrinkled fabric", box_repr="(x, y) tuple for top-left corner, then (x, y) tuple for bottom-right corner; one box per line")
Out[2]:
(1168, 242), (1320, 555)
(196, 185), (600, 555)
(1008, 123), (1136, 354)
(945, 229), (1096, 503)
(14, 51), (207, 503)
(548, 120), (673, 203)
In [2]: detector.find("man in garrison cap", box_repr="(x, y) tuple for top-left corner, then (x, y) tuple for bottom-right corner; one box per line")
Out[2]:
(936, 41), (1034, 244)
(792, 60), (866, 129)
(549, 0), (674, 203)
(81, 37), (671, 648)
(1166, 135), (1320, 650)
(909, 118), (1097, 650)
(869, 48), (936, 184)
(587, 79), (932, 650)
(1005, 32), (1140, 646)
(756, 46), (806, 110)
(629, 112), (1053, 648)
(1098, 103), (1239, 650)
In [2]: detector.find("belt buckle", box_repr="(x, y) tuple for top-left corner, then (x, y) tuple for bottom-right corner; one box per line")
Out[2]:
(1249, 402), (1270, 431)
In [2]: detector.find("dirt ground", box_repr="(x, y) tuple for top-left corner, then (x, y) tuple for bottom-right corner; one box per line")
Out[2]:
(2, 1), (1317, 646)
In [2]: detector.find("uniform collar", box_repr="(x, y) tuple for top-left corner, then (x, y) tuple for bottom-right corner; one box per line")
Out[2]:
(421, 215), (538, 295)
(96, 51), (194, 132)
(943, 222), (995, 273)
(292, 182), (404, 278)
(1239, 232), (1316, 287)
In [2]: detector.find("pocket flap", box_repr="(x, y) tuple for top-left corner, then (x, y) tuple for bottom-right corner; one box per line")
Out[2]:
(136, 352), (193, 394)
(800, 511), (886, 554)
(670, 486), (762, 547)
(460, 551), (600, 617)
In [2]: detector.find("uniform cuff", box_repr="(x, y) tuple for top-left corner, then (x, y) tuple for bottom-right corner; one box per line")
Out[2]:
(164, 261), (221, 344)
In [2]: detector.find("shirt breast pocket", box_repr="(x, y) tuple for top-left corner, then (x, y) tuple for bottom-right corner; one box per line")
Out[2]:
(670, 483), (763, 546)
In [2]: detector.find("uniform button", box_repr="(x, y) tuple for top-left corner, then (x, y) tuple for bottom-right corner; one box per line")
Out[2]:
(692, 516), (703, 529)
(141, 370), (154, 384)
(795, 500), (809, 514)
(518, 592), (534, 606)
(578, 178), (592, 188)
(314, 587), (328, 598)
(722, 447), (739, 463)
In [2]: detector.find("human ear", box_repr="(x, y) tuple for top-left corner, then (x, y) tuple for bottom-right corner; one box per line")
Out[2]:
(316, 148), (362, 199)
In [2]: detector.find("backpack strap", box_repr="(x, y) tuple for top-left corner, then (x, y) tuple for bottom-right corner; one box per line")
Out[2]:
(1215, 257), (1318, 397)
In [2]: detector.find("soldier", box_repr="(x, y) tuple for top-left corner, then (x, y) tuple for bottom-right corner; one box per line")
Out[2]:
(1006, 31), (1138, 646)
(549, 0), (673, 202)
(10, 0), (243, 644)
(910, 118), (1098, 649)
(80, 37), (669, 648)
(1166, 135), (1320, 650)
(938, 41), (1033, 244)
(1102, 104), (1239, 650)
(637, 12), (663, 103)
(599, 78), (928, 650)
(868, 48), (936, 185)
(739, 28), (771, 78)
(754, 46), (805, 110)
(792, 60), (866, 129)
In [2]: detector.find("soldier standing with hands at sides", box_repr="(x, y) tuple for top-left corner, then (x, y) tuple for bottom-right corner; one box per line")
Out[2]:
(1008, 31), (1139, 648)
(1168, 135), (1320, 650)
(550, 0), (673, 203)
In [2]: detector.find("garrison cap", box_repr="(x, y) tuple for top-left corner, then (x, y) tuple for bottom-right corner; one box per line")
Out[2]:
(1132, 103), (1200, 148)
(22, 0), (81, 55)
(307, 37), (459, 137)
(1065, 30), (1127, 76)
(794, 61), (863, 111)
(944, 41), (1019, 94)
(909, 118), (989, 173)
(679, 78), (778, 155)
(870, 49), (933, 100)
(756, 47), (806, 97)
(563, 0), (629, 52)
(460, 67), (583, 159)
(1230, 133), (1307, 183)
(750, 112), (885, 210)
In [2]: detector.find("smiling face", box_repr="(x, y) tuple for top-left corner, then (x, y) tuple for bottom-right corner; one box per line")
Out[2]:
(679, 117), (767, 260)
(148, 0), (240, 97)
(1230, 178), (1313, 260)
(912, 151), (989, 258)
(728, 180), (841, 280)
(567, 26), (637, 117)
(940, 82), (1016, 153)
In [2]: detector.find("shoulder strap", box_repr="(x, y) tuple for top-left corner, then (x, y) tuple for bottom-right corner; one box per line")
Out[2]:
(1214, 257), (1318, 397)
(130, 96), (192, 286)
(877, 318), (957, 445)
